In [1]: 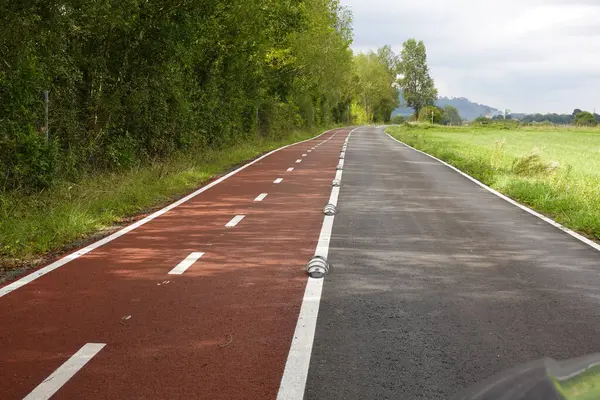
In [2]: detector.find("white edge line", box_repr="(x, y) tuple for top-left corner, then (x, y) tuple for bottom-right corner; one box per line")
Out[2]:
(254, 193), (268, 202)
(168, 252), (204, 275)
(0, 128), (341, 298)
(225, 215), (245, 228)
(385, 131), (600, 253)
(23, 343), (106, 400)
(276, 128), (357, 400)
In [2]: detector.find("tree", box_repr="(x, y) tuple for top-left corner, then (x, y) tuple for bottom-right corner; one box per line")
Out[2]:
(352, 48), (399, 123)
(574, 111), (598, 127)
(418, 106), (442, 124)
(398, 39), (437, 117)
(441, 105), (461, 125)
(390, 115), (405, 124)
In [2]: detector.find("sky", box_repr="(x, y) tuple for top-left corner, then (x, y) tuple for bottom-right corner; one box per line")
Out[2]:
(342, 0), (600, 114)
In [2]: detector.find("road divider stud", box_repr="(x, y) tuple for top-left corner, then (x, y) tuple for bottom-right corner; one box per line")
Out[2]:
(332, 179), (341, 187)
(323, 204), (337, 216)
(306, 256), (330, 278)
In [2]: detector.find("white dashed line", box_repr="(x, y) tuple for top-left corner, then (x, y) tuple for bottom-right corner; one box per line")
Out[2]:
(296, 159), (302, 163)
(302, 154), (307, 157)
(24, 343), (106, 400)
(168, 252), (204, 275)
(287, 168), (294, 172)
(225, 215), (245, 228)
(254, 193), (268, 202)
(274, 178), (284, 184)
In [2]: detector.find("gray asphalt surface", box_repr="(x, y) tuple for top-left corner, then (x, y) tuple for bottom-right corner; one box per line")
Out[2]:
(305, 126), (600, 399)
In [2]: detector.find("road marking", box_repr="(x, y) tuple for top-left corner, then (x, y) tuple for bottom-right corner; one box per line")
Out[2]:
(225, 215), (245, 228)
(296, 159), (302, 163)
(24, 343), (105, 400)
(168, 252), (204, 275)
(307, 150), (312, 153)
(274, 178), (283, 184)
(302, 154), (307, 157)
(385, 132), (600, 254)
(254, 193), (268, 202)
(277, 128), (356, 400)
(287, 167), (294, 172)
(0, 128), (343, 298)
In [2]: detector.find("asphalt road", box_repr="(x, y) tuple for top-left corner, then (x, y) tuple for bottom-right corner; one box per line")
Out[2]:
(305, 126), (600, 399)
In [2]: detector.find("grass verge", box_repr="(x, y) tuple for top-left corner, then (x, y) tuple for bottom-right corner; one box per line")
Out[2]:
(386, 123), (600, 242)
(0, 127), (332, 277)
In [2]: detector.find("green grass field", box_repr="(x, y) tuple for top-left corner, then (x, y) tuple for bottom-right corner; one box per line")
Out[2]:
(386, 123), (600, 241)
(0, 128), (328, 276)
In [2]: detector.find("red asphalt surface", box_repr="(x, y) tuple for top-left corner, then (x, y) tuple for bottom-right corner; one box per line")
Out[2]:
(0, 128), (350, 400)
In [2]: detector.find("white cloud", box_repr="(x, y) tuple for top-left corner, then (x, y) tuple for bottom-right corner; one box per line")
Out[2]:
(342, 0), (600, 113)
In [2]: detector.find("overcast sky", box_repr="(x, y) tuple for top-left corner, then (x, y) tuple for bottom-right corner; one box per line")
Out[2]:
(343, 0), (600, 113)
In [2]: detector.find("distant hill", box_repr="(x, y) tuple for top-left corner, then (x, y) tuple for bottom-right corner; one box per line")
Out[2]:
(393, 92), (502, 121)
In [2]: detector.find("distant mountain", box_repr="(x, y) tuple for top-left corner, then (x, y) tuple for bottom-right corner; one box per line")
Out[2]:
(437, 97), (502, 120)
(392, 92), (502, 121)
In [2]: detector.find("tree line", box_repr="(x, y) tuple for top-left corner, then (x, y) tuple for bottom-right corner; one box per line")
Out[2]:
(1, 1), (415, 192)
(499, 110), (599, 126)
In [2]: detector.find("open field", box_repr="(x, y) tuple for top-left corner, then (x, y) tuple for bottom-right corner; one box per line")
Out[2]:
(0, 128), (327, 277)
(386, 123), (600, 242)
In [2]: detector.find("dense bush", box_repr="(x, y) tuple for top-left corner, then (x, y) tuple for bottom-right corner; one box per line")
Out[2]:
(0, 0), (355, 191)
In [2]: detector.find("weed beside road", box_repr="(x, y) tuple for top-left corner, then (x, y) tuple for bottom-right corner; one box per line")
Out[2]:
(0, 128), (327, 275)
(386, 123), (600, 242)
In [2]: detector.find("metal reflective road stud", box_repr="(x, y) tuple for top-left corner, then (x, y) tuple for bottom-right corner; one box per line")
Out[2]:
(323, 204), (337, 216)
(306, 256), (330, 278)
(332, 179), (341, 187)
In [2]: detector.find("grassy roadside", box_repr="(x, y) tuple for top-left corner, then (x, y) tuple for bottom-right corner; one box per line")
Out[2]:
(0, 127), (333, 277)
(386, 123), (600, 242)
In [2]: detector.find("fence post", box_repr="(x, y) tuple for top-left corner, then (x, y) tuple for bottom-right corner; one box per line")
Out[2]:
(44, 90), (49, 142)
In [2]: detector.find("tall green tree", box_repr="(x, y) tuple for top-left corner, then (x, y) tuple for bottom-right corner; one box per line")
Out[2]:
(398, 39), (437, 117)
(352, 50), (399, 123)
(574, 111), (598, 127)
(441, 105), (462, 125)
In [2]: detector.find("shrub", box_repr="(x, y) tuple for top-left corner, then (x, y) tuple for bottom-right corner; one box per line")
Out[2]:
(418, 106), (442, 124)
(391, 115), (405, 124)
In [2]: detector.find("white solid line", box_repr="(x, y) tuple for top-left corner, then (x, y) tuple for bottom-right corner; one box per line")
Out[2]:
(334, 170), (343, 181)
(254, 193), (268, 202)
(24, 343), (105, 400)
(168, 252), (204, 275)
(338, 159), (344, 169)
(276, 277), (324, 400)
(0, 129), (341, 299)
(225, 215), (245, 228)
(385, 132), (600, 254)
(277, 128), (356, 400)
(328, 186), (341, 209)
(296, 159), (302, 163)
(287, 168), (294, 172)
(274, 178), (284, 184)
